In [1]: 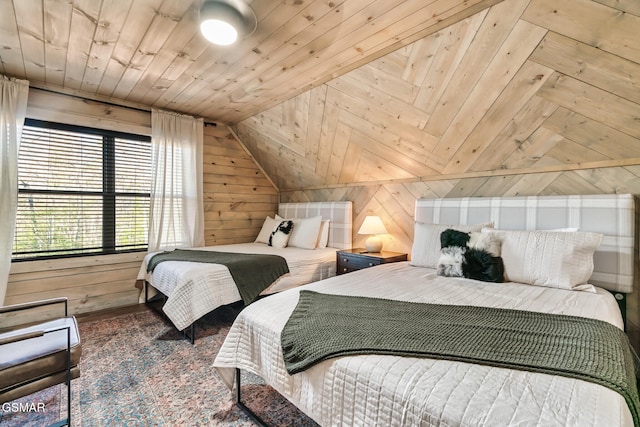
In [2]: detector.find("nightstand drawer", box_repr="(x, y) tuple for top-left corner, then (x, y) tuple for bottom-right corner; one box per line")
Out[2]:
(338, 255), (381, 274)
(336, 249), (407, 275)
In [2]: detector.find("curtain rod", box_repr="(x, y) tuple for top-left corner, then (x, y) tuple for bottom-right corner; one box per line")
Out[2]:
(30, 83), (218, 126)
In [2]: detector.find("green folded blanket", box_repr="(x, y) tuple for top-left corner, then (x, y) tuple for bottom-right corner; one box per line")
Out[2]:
(281, 290), (640, 426)
(148, 249), (289, 304)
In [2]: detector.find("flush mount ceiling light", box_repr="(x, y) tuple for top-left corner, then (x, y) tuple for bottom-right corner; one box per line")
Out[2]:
(200, 0), (257, 46)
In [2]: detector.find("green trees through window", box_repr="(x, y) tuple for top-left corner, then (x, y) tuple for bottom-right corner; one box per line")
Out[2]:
(13, 119), (151, 260)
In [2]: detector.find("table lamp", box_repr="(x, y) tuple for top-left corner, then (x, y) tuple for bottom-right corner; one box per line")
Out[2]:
(358, 215), (388, 253)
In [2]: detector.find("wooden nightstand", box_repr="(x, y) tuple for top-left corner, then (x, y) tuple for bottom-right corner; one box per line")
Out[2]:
(336, 248), (408, 275)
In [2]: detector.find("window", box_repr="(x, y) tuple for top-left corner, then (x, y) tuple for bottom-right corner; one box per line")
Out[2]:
(13, 119), (151, 260)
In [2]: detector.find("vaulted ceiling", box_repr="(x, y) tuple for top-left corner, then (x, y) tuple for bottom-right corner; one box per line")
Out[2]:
(2, 0), (639, 194)
(235, 0), (640, 190)
(0, 0), (500, 124)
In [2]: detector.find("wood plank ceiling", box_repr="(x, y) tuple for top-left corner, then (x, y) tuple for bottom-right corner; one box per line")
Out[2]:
(235, 0), (640, 190)
(0, 0), (501, 124)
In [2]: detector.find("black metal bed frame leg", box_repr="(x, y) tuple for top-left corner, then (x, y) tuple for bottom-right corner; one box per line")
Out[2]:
(145, 281), (197, 344)
(235, 368), (269, 427)
(182, 323), (196, 344)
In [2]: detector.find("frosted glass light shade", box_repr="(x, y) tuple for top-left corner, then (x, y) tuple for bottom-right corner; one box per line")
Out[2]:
(199, 0), (257, 46)
(200, 19), (238, 45)
(358, 216), (388, 252)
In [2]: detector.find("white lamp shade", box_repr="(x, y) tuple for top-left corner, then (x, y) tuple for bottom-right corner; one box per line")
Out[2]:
(358, 216), (388, 235)
(358, 216), (388, 253)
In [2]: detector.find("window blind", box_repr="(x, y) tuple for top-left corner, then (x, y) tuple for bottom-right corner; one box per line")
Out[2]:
(13, 119), (151, 259)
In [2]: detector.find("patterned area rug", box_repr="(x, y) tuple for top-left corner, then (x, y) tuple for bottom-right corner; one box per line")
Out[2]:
(0, 303), (318, 426)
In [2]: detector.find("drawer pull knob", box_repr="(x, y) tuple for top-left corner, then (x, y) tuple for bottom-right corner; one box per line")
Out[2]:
(342, 258), (348, 262)
(368, 262), (373, 266)
(343, 267), (347, 272)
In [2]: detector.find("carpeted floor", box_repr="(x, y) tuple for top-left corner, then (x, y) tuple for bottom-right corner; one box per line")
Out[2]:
(0, 303), (318, 426)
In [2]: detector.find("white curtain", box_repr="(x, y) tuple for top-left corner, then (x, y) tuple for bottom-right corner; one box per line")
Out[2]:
(0, 76), (29, 305)
(148, 109), (205, 251)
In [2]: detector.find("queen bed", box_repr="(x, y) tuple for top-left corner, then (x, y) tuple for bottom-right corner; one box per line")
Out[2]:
(213, 194), (638, 426)
(137, 201), (352, 341)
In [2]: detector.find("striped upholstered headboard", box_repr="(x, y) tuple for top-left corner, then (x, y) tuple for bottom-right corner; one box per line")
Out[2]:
(415, 194), (635, 294)
(278, 201), (353, 250)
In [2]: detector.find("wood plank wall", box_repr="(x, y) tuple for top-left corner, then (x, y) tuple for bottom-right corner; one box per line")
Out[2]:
(4, 89), (276, 322)
(203, 126), (279, 246)
(233, 0), (640, 336)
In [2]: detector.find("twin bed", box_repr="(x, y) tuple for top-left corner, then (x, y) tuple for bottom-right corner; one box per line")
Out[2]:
(213, 194), (639, 426)
(138, 201), (353, 341)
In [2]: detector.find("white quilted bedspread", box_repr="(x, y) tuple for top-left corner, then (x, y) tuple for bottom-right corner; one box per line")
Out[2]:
(214, 262), (632, 427)
(137, 243), (336, 330)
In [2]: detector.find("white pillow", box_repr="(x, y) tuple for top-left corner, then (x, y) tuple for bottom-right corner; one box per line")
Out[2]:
(255, 216), (281, 244)
(410, 222), (493, 268)
(277, 215), (323, 249)
(483, 229), (603, 290)
(316, 219), (330, 248)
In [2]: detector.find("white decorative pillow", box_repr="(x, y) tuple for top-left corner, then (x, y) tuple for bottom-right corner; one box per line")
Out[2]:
(269, 220), (294, 248)
(277, 215), (322, 249)
(255, 216), (281, 244)
(316, 219), (330, 248)
(410, 222), (493, 268)
(483, 229), (603, 290)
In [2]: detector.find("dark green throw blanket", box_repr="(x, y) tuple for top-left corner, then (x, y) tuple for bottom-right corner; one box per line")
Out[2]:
(281, 290), (640, 425)
(147, 249), (289, 305)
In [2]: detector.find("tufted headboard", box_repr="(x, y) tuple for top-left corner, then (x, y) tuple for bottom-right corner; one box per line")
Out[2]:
(415, 194), (635, 294)
(279, 201), (353, 250)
